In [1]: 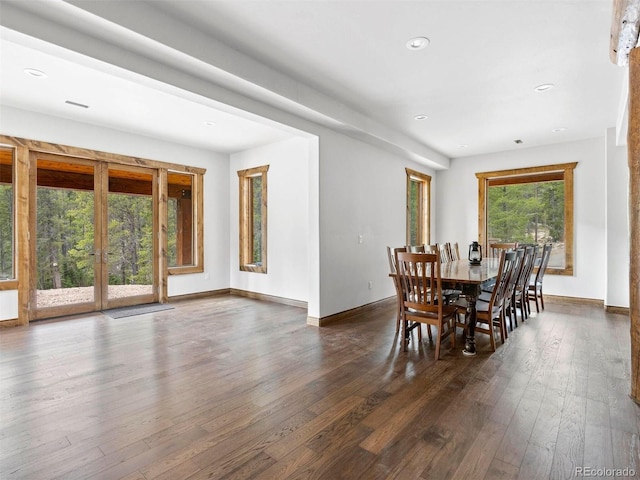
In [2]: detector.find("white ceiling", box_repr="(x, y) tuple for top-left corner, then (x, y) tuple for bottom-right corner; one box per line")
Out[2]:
(0, 0), (627, 165)
(0, 29), (297, 154)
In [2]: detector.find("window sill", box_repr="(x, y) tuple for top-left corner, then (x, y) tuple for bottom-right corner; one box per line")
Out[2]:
(240, 264), (267, 274)
(0, 280), (18, 291)
(168, 265), (203, 275)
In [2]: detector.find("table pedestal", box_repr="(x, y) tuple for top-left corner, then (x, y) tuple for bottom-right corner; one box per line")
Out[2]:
(461, 283), (481, 356)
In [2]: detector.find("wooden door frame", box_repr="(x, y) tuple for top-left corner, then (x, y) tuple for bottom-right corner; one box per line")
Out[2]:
(100, 162), (159, 310)
(2, 135), (206, 325)
(29, 152), (102, 320)
(28, 153), (160, 318)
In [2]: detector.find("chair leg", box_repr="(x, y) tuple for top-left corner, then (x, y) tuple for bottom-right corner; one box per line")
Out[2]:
(401, 318), (408, 352)
(434, 327), (441, 360)
(450, 319), (456, 349)
(502, 307), (509, 339)
(488, 323), (496, 351)
(489, 325), (496, 352)
(516, 292), (524, 322)
(503, 313), (509, 340)
(534, 290), (540, 313)
(496, 318), (504, 344)
(539, 287), (545, 310)
(395, 291), (403, 333)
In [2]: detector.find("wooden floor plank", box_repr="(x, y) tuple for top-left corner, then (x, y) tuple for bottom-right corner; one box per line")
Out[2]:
(1, 295), (638, 479)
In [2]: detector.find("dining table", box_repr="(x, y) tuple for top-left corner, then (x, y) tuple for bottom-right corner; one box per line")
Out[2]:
(439, 258), (501, 356)
(391, 257), (501, 356)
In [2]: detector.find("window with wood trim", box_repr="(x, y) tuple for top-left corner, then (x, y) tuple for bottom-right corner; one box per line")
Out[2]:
(167, 171), (198, 270)
(406, 168), (431, 246)
(0, 146), (14, 282)
(238, 165), (268, 273)
(477, 162), (577, 275)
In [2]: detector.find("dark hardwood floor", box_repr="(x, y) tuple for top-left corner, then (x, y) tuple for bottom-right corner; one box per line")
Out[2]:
(1, 295), (638, 479)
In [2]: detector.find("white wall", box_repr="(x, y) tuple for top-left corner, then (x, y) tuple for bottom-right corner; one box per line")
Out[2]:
(436, 136), (628, 303)
(229, 137), (310, 302)
(0, 291), (18, 321)
(317, 130), (437, 318)
(605, 127), (630, 308)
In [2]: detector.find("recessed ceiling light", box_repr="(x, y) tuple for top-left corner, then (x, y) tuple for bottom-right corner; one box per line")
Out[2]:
(552, 127), (566, 133)
(406, 37), (430, 50)
(24, 68), (47, 78)
(414, 114), (428, 120)
(534, 83), (555, 92)
(65, 100), (89, 109)
(458, 144), (469, 148)
(514, 139), (523, 144)
(204, 121), (216, 126)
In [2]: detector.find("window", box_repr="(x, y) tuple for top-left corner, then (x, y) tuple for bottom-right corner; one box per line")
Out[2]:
(0, 146), (14, 283)
(477, 162), (577, 275)
(406, 168), (431, 246)
(166, 169), (204, 275)
(238, 165), (268, 273)
(168, 172), (195, 268)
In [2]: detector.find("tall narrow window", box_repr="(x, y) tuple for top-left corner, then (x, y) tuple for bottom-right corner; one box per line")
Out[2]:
(238, 165), (268, 273)
(167, 172), (195, 268)
(477, 162), (577, 275)
(0, 146), (14, 282)
(406, 168), (431, 246)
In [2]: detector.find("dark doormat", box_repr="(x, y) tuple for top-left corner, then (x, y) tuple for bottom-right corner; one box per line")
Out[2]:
(103, 303), (174, 319)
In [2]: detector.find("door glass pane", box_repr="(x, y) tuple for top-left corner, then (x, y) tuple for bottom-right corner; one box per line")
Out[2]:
(0, 147), (13, 280)
(36, 160), (95, 308)
(107, 168), (153, 301)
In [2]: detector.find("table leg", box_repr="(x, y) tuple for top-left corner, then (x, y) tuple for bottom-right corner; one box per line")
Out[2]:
(462, 284), (480, 356)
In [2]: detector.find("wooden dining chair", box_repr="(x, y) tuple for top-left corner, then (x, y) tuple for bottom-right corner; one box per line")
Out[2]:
(489, 242), (518, 258)
(528, 243), (552, 313)
(474, 250), (517, 351)
(482, 242), (515, 293)
(396, 252), (457, 359)
(449, 242), (461, 261)
(502, 248), (525, 334)
(512, 245), (538, 323)
(439, 243), (452, 263)
(425, 244), (439, 254)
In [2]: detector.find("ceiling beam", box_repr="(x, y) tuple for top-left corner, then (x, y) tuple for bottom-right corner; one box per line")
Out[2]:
(610, 0), (640, 66)
(0, 0), (450, 169)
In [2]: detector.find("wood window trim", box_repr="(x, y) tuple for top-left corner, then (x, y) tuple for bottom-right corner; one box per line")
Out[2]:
(167, 170), (203, 276)
(238, 165), (268, 274)
(405, 168), (432, 245)
(476, 162), (577, 276)
(1, 135), (206, 175)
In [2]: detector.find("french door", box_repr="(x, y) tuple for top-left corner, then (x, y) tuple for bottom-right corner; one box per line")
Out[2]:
(31, 153), (158, 319)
